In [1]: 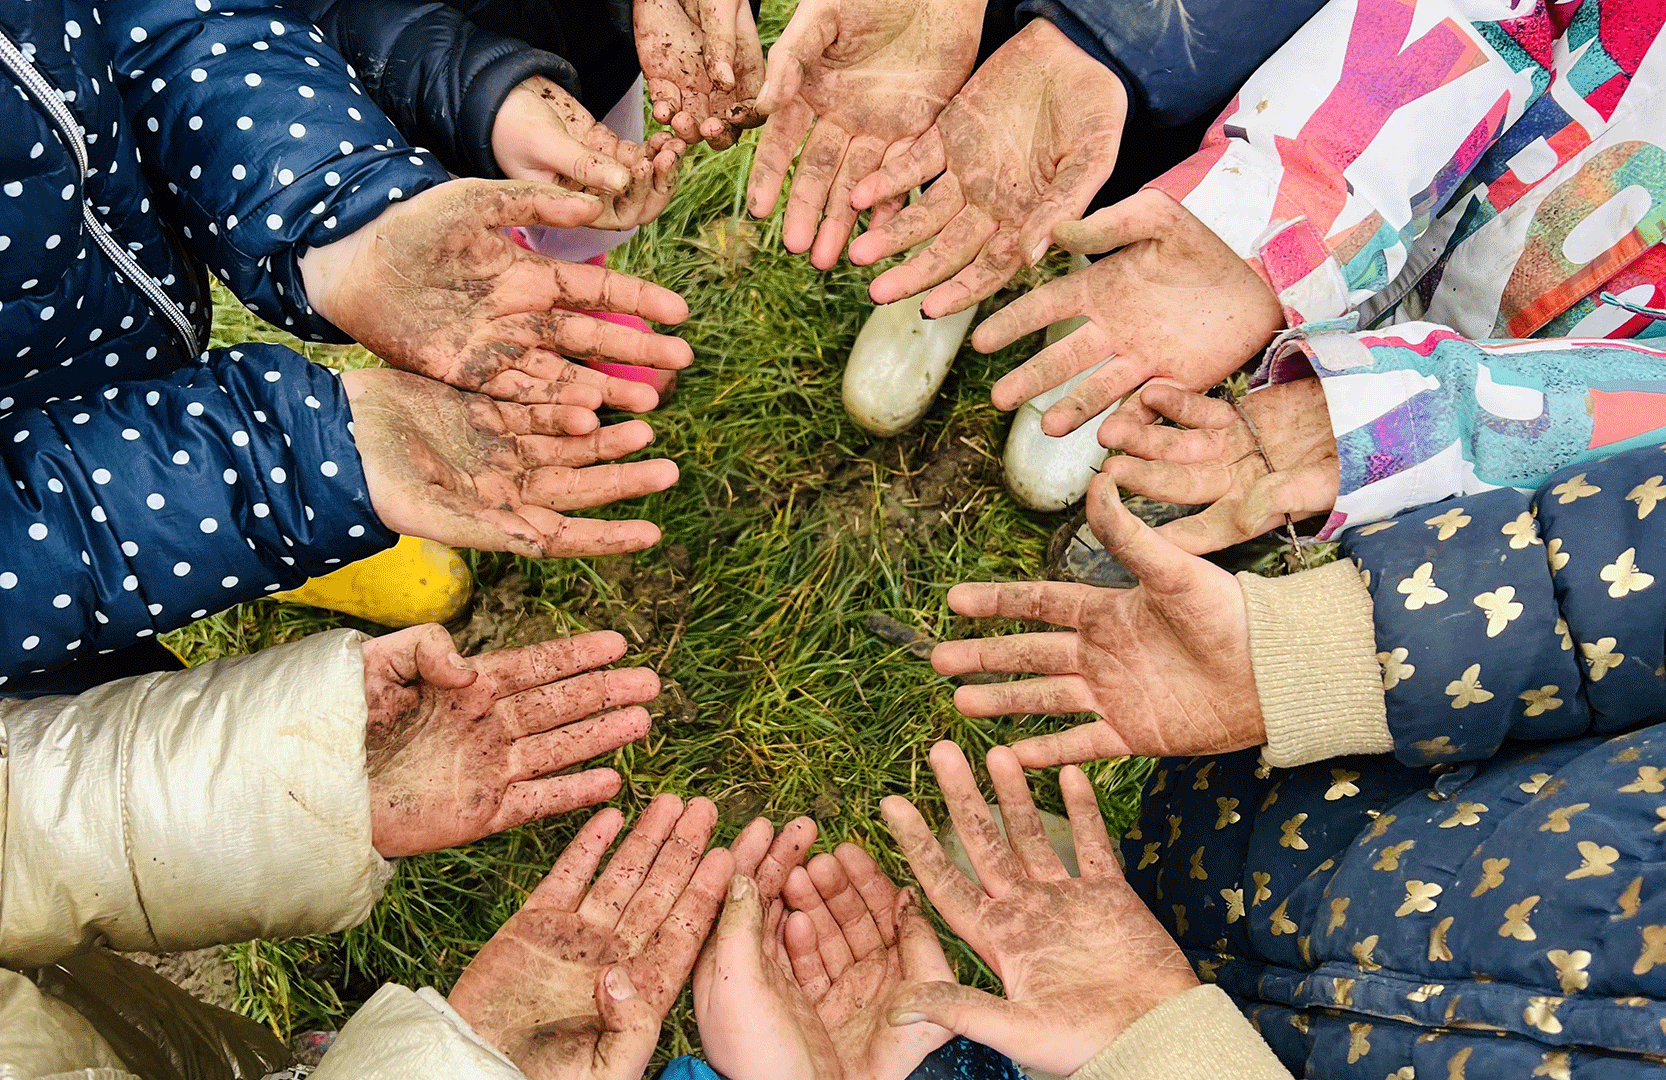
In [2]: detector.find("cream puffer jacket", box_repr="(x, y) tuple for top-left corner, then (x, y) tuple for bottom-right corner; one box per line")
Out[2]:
(0, 630), (527, 1080)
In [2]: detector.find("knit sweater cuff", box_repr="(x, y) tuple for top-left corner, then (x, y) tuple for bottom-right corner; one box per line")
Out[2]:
(1070, 985), (1292, 1080)
(1239, 561), (1391, 768)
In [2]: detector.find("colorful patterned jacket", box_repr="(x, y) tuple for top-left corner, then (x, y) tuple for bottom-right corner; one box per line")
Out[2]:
(1149, 0), (1666, 537)
(1130, 441), (1666, 1077)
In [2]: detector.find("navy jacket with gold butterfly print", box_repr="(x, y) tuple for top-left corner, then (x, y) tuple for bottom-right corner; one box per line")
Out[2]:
(1125, 442), (1666, 1080)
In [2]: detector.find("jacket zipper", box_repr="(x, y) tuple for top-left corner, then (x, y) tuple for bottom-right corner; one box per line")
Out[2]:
(0, 28), (201, 355)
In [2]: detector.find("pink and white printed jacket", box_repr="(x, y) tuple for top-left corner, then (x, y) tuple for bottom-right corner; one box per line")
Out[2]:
(1149, 0), (1666, 537)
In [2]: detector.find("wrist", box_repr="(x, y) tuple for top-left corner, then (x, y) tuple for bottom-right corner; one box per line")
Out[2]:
(297, 219), (377, 330)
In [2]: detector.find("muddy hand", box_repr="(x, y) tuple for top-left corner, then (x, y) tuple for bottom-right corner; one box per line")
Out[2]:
(300, 177), (692, 413)
(449, 797), (733, 1079)
(1099, 379), (1339, 554)
(635, 0), (766, 148)
(363, 625), (660, 857)
(880, 743), (1199, 1075)
(493, 76), (686, 229)
(847, 19), (1125, 317)
(932, 472), (1264, 762)
(747, 0), (983, 269)
(972, 188), (1285, 435)
(345, 369), (678, 559)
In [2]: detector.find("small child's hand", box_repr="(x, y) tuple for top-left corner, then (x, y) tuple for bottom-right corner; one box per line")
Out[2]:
(493, 75), (686, 230)
(634, 0), (766, 148)
(1099, 378), (1340, 554)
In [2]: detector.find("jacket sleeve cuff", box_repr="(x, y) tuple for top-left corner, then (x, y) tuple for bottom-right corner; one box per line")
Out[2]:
(1070, 985), (1292, 1080)
(311, 985), (525, 1079)
(1239, 562), (1391, 768)
(0, 629), (391, 966)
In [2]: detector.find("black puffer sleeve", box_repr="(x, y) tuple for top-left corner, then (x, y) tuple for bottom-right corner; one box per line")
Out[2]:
(286, 0), (579, 179)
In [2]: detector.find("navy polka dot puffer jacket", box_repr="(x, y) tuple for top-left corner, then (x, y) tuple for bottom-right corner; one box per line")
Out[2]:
(0, 0), (451, 684)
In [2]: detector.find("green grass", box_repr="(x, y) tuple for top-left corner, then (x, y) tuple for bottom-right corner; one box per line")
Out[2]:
(173, 6), (1162, 1054)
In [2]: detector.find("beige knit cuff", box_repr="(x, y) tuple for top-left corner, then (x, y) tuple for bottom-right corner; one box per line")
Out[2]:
(1070, 985), (1293, 1080)
(1239, 560), (1391, 768)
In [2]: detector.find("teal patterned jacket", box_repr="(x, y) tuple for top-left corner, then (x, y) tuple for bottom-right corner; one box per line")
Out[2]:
(1126, 441), (1666, 1078)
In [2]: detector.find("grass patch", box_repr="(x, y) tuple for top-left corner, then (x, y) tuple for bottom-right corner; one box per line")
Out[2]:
(175, 3), (1165, 1055)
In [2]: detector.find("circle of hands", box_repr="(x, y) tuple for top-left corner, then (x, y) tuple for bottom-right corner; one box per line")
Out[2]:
(316, 1), (1366, 1077)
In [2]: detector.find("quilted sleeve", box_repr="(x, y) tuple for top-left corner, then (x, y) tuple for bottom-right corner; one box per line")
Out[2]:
(106, 0), (451, 341)
(1340, 442), (1666, 766)
(0, 344), (396, 682)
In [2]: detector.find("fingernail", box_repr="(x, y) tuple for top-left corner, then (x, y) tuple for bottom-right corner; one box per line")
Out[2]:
(605, 966), (637, 1000)
(728, 875), (747, 901)
(1030, 237), (1051, 264)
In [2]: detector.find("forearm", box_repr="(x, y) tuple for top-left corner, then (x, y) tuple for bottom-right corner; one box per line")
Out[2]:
(0, 346), (394, 677)
(294, 0), (579, 178)
(1268, 325), (1666, 537)
(1015, 0), (1326, 127)
(0, 630), (389, 966)
(112, 0), (449, 340)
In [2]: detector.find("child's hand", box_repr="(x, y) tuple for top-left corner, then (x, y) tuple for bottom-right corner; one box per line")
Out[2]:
(1100, 379), (1339, 555)
(635, 0), (766, 148)
(493, 76), (685, 230)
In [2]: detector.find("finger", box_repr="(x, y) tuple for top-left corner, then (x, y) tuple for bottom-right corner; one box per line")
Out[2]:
(783, 909), (832, 1000)
(987, 324), (1116, 413)
(867, 190), (907, 231)
(592, 966), (663, 1080)
(1016, 149), (1120, 266)
(755, 817), (819, 903)
(489, 769), (624, 833)
(641, 845), (735, 1005)
(848, 170), (959, 268)
(1150, 504), (1258, 557)
(868, 205), (997, 306)
(809, 134), (887, 269)
(647, 77), (683, 126)
(944, 580), (1099, 627)
(540, 128), (635, 195)
(510, 260), (691, 327)
(517, 511), (666, 558)
(1051, 190), (1166, 255)
(930, 632), (1080, 678)
(951, 674), (1099, 719)
(475, 368), (609, 411)
(1084, 472), (1214, 595)
(850, 127), (946, 212)
(468, 178), (605, 231)
(525, 807), (627, 913)
(1038, 353), (1154, 436)
(1008, 720), (1130, 769)
(496, 666), (659, 743)
(1140, 382), (1242, 432)
(755, 0), (837, 115)
(387, 623), (476, 690)
(834, 842), (901, 939)
(579, 792), (685, 928)
(894, 888), (955, 983)
(1097, 413), (1231, 466)
(508, 705), (654, 780)
(972, 272), (1090, 354)
(474, 629), (632, 696)
(928, 741), (1021, 895)
(747, 95), (815, 218)
(808, 852), (887, 960)
(1058, 765), (1117, 878)
(1102, 455), (1232, 506)
(878, 795), (987, 929)
(783, 863), (856, 977)
(522, 458), (681, 512)
(699, 0), (740, 89)
(890, 982), (1036, 1060)
(728, 818), (777, 881)
(985, 746), (1068, 881)
(616, 797), (721, 946)
(514, 417), (657, 468)
(920, 224), (1026, 318)
(781, 119), (853, 255)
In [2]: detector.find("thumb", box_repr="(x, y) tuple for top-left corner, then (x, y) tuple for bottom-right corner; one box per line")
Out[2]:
(410, 622), (477, 690)
(756, 0), (837, 114)
(472, 179), (605, 231)
(1052, 189), (1165, 255)
(895, 888), (955, 983)
(1084, 472), (1204, 594)
(715, 873), (768, 956)
(592, 966), (663, 1080)
(890, 981), (1036, 1056)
